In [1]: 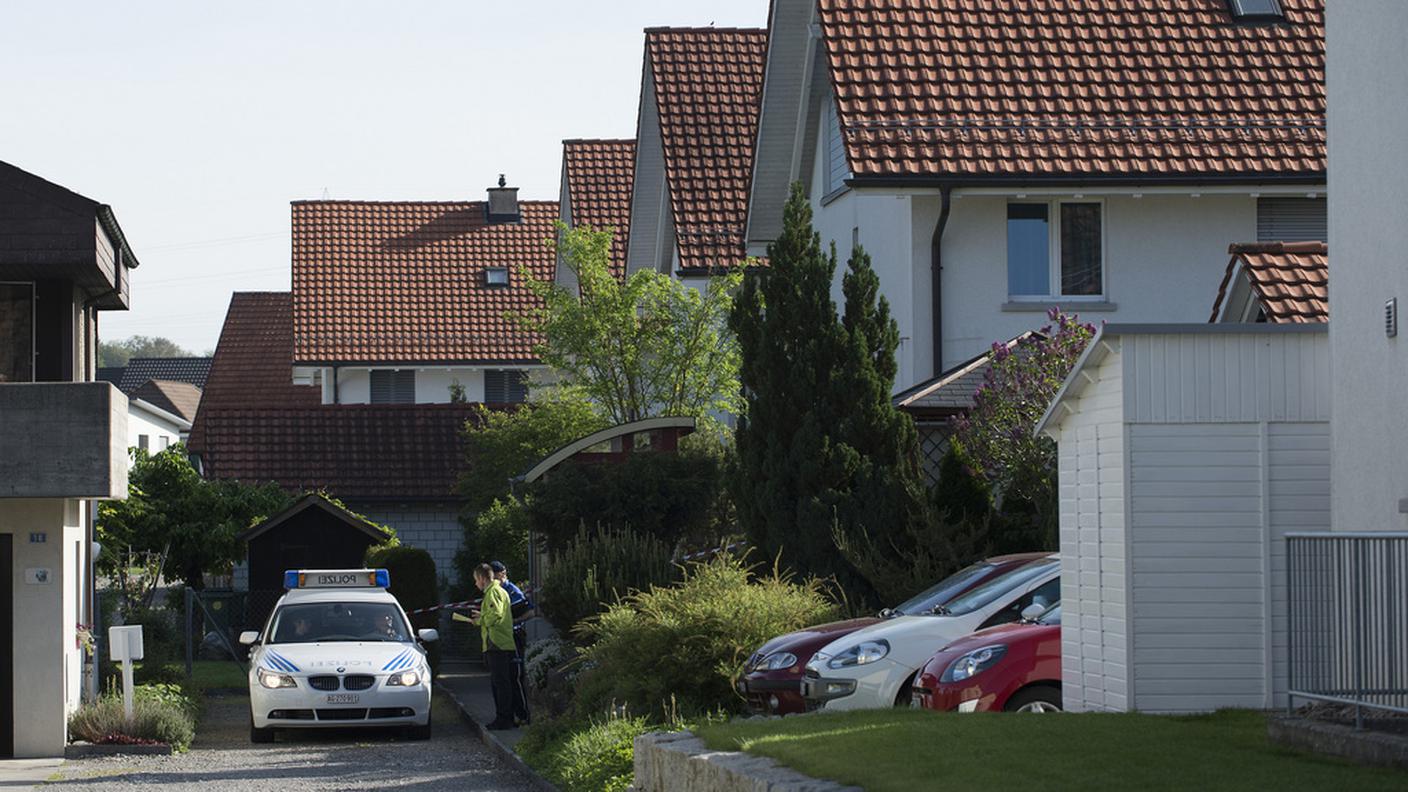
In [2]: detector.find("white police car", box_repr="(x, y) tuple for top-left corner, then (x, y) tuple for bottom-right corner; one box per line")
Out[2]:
(239, 569), (438, 743)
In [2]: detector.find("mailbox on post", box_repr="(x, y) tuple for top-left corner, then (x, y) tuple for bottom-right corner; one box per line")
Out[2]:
(108, 625), (145, 720)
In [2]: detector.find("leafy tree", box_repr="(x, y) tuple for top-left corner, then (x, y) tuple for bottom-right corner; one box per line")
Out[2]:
(97, 335), (196, 367)
(953, 309), (1096, 549)
(458, 400), (606, 514)
(517, 223), (746, 426)
(97, 445), (290, 592)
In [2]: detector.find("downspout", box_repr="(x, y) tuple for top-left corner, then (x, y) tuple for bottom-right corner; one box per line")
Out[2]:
(332, 364), (341, 404)
(930, 186), (953, 376)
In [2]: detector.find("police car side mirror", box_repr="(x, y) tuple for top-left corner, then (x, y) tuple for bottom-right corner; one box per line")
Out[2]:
(417, 629), (440, 643)
(239, 630), (260, 646)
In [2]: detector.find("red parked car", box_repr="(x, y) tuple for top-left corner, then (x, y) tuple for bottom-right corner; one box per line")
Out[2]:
(911, 603), (1062, 713)
(738, 553), (1048, 715)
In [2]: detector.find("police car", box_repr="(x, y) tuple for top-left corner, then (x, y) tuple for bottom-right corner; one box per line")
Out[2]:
(239, 569), (437, 743)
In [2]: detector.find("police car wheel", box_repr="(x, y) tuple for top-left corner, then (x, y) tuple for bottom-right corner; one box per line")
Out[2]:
(249, 715), (275, 744)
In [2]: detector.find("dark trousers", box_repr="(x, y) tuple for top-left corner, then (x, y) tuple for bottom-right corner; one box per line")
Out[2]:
(512, 627), (531, 722)
(485, 649), (516, 725)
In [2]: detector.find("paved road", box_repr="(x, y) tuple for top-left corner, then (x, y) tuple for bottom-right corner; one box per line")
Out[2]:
(37, 692), (535, 791)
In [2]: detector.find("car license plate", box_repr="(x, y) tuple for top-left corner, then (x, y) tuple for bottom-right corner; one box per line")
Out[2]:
(327, 694), (359, 704)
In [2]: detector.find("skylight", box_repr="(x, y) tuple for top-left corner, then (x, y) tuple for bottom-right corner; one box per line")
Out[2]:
(484, 267), (510, 287)
(1227, 0), (1283, 19)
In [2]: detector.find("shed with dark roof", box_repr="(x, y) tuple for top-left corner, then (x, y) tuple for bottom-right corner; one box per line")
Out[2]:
(239, 494), (393, 593)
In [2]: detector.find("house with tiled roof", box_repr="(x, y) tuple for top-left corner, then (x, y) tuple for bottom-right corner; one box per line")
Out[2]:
(558, 138), (635, 289)
(1210, 241), (1327, 323)
(126, 379), (202, 451)
(289, 180), (556, 406)
(188, 292), (482, 587)
(625, 27), (768, 282)
(746, 0), (1327, 392)
(103, 356), (212, 393)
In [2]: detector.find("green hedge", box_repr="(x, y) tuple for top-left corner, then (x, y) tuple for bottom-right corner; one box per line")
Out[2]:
(540, 524), (677, 632)
(365, 544), (441, 671)
(574, 553), (838, 716)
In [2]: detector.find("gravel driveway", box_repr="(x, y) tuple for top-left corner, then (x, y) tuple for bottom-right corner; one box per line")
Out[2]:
(39, 692), (535, 791)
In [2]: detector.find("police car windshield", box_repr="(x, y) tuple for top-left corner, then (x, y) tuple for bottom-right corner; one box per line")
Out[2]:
(930, 559), (1057, 617)
(268, 602), (410, 643)
(892, 562), (993, 615)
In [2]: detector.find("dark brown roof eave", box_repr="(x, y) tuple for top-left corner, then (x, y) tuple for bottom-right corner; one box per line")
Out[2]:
(846, 172), (1327, 190)
(290, 357), (544, 368)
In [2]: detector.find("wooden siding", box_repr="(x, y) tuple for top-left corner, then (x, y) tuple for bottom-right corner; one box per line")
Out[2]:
(1122, 331), (1329, 424)
(1057, 345), (1129, 712)
(1127, 421), (1328, 712)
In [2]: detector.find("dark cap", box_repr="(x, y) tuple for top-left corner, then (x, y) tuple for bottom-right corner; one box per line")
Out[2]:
(489, 560), (506, 573)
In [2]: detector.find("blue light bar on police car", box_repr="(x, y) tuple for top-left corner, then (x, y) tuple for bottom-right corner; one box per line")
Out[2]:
(284, 569), (390, 589)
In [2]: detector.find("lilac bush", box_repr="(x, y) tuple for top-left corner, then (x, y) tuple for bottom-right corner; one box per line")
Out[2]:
(952, 309), (1096, 545)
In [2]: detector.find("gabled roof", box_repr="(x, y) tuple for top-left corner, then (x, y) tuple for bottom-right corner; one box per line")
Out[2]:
(562, 139), (636, 278)
(0, 159), (142, 269)
(238, 493), (393, 543)
(645, 27), (768, 273)
(815, 0), (1325, 183)
(1210, 241), (1327, 323)
(893, 332), (1040, 418)
(190, 291), (479, 501)
(188, 292), (321, 452)
(117, 357), (213, 392)
(291, 200), (558, 365)
(129, 379), (203, 423)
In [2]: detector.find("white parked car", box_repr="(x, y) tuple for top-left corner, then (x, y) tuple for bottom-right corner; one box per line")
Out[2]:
(241, 569), (438, 743)
(801, 556), (1059, 710)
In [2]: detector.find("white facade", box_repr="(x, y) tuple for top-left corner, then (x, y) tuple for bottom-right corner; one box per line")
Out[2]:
(293, 366), (542, 406)
(1038, 325), (1329, 713)
(1327, 0), (1408, 533)
(127, 399), (189, 452)
(0, 499), (90, 757)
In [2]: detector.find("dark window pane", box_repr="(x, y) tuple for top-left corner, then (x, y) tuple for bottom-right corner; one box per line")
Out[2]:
(1060, 203), (1102, 296)
(1229, 0), (1282, 17)
(0, 283), (34, 383)
(370, 369), (415, 404)
(1007, 204), (1050, 296)
(485, 370), (528, 404)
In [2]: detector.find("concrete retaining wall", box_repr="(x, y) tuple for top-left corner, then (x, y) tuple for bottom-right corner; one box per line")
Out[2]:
(633, 731), (861, 792)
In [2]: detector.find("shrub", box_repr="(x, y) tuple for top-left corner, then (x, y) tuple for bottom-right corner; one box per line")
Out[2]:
(364, 544), (440, 671)
(519, 712), (651, 792)
(524, 637), (575, 693)
(68, 683), (197, 751)
(540, 525), (677, 632)
(575, 553), (839, 716)
(123, 606), (182, 664)
(455, 496), (530, 591)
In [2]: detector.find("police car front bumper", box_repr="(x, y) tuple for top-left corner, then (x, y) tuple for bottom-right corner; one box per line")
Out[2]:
(250, 676), (431, 729)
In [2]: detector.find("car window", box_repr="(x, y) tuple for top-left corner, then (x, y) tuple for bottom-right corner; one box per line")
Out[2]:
(268, 602), (411, 643)
(893, 562), (994, 615)
(978, 577), (1061, 630)
(936, 559), (1057, 617)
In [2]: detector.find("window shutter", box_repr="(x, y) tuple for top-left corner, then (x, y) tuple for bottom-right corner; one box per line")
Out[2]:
(1257, 198), (1326, 242)
(485, 370), (528, 403)
(370, 370), (416, 404)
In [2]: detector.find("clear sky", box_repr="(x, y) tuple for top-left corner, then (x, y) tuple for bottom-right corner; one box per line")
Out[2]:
(0, 1), (768, 353)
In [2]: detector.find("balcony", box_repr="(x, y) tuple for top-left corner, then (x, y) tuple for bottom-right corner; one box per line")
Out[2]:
(0, 383), (128, 499)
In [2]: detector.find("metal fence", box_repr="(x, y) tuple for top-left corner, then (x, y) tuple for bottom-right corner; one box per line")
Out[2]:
(183, 589), (285, 673)
(1287, 532), (1408, 726)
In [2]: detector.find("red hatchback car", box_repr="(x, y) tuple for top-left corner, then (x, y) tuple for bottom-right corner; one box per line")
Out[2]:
(911, 604), (1062, 713)
(738, 553), (1048, 715)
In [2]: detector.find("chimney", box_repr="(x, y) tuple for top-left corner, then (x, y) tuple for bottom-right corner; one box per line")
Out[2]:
(486, 174), (520, 223)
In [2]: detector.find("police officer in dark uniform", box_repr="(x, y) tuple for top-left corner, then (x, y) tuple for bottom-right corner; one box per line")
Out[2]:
(490, 560), (533, 725)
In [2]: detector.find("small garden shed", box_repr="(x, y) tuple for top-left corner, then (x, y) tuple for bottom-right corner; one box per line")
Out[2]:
(1036, 324), (1329, 714)
(239, 494), (392, 592)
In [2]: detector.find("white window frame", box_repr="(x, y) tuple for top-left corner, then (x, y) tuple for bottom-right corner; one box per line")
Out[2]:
(1006, 198), (1107, 301)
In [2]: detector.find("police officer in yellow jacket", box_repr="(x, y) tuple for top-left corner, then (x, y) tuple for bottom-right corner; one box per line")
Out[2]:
(470, 562), (516, 730)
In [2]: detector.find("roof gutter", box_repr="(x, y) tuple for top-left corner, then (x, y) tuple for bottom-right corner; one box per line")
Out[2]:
(930, 185), (952, 376)
(848, 172), (1326, 190)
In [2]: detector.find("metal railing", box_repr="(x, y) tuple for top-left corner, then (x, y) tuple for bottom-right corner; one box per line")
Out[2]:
(1287, 532), (1408, 727)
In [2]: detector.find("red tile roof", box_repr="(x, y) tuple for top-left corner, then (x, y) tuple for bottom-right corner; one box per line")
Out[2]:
(646, 27), (768, 272)
(190, 291), (483, 500)
(1210, 241), (1327, 323)
(130, 379), (203, 424)
(291, 200), (559, 365)
(563, 139), (636, 277)
(816, 0), (1326, 181)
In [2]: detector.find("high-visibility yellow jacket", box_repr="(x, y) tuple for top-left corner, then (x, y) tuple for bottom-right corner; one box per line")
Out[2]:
(478, 579), (514, 652)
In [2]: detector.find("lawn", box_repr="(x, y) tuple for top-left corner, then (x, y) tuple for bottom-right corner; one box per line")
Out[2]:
(185, 659), (248, 690)
(697, 709), (1403, 792)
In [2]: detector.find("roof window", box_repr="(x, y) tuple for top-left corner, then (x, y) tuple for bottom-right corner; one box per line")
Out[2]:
(484, 267), (510, 287)
(1226, 0), (1283, 20)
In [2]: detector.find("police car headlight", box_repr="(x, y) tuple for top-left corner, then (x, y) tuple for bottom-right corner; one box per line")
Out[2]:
(257, 667), (298, 689)
(386, 670), (421, 687)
